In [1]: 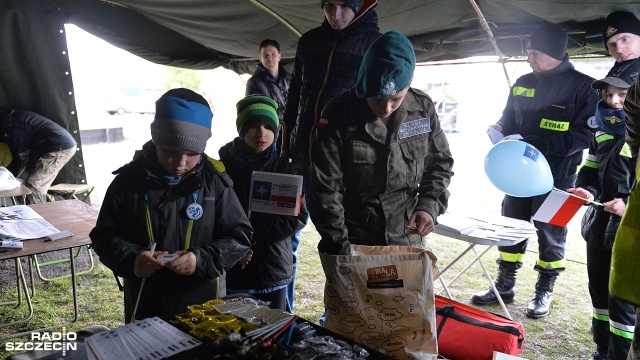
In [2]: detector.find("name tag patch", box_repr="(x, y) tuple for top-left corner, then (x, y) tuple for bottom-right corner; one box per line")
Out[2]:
(398, 118), (431, 139)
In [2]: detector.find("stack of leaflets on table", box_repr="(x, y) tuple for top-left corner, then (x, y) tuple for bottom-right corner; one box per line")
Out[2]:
(0, 205), (61, 241)
(437, 212), (536, 242)
(85, 317), (201, 360)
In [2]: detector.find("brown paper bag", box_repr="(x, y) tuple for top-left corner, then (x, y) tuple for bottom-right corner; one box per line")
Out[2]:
(319, 245), (438, 360)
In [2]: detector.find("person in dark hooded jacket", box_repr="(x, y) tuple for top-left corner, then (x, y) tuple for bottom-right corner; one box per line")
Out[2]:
(282, 0), (380, 314)
(90, 88), (252, 322)
(219, 95), (308, 310)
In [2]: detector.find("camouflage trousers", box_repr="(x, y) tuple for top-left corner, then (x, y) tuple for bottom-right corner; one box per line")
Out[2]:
(22, 147), (76, 204)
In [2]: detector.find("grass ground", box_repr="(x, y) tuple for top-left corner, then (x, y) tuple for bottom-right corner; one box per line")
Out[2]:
(1, 131), (597, 359)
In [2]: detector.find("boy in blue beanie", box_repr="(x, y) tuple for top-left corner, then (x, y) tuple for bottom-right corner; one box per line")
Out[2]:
(310, 30), (454, 255)
(90, 88), (252, 322)
(219, 95), (308, 310)
(568, 68), (636, 360)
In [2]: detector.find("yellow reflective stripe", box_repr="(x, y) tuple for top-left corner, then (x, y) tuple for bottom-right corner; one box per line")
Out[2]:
(593, 307), (609, 322)
(596, 133), (614, 143)
(537, 258), (566, 269)
(583, 159), (598, 169)
(540, 119), (570, 131)
(593, 313), (609, 321)
(513, 86), (535, 97)
(621, 143), (632, 158)
(611, 319), (635, 333)
(499, 251), (525, 263)
(610, 321), (635, 340)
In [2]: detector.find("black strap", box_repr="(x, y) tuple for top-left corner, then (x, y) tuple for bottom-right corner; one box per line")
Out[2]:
(113, 273), (124, 292)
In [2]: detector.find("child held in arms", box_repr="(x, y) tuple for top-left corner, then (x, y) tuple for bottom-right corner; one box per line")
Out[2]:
(219, 95), (308, 310)
(90, 88), (252, 322)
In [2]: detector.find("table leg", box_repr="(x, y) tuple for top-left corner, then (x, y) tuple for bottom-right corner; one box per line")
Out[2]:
(473, 247), (512, 320)
(0, 258), (34, 329)
(433, 244), (512, 320)
(70, 247), (79, 322)
(0, 248), (82, 341)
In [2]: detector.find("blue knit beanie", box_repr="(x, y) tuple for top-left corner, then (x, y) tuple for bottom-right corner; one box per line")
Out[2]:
(151, 88), (213, 153)
(355, 30), (416, 99)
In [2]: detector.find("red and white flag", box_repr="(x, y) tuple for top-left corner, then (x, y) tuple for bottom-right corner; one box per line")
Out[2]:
(533, 188), (587, 227)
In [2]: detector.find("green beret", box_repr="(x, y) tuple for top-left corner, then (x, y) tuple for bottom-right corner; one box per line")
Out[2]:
(355, 30), (416, 99)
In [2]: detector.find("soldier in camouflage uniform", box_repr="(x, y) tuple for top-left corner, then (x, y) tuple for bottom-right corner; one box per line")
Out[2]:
(310, 30), (454, 255)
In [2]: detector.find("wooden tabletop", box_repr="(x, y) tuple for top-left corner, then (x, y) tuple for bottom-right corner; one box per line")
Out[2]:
(0, 199), (98, 260)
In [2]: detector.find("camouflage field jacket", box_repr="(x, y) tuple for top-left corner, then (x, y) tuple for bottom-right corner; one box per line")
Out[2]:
(310, 88), (454, 254)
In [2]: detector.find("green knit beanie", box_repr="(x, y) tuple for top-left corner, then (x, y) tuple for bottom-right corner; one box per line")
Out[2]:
(236, 95), (279, 137)
(355, 30), (416, 99)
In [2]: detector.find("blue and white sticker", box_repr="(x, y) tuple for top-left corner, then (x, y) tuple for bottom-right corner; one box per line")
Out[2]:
(186, 203), (203, 220)
(398, 118), (431, 139)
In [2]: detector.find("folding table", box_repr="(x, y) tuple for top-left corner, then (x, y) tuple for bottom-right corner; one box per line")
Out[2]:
(0, 199), (98, 341)
(432, 224), (530, 320)
(0, 184), (32, 206)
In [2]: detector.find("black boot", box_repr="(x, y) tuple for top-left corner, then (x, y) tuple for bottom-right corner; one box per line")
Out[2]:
(471, 262), (518, 305)
(526, 272), (558, 318)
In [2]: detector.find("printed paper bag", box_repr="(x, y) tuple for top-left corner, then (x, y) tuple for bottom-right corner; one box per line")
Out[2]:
(319, 245), (438, 360)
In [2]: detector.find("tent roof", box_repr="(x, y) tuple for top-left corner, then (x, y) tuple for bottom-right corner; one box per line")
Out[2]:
(65, 0), (638, 74)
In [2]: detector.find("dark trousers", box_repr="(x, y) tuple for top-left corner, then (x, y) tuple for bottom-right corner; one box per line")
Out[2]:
(587, 239), (635, 359)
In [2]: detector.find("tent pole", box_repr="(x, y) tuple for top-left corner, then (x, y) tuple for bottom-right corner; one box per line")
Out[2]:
(249, 0), (302, 37)
(468, 0), (512, 88)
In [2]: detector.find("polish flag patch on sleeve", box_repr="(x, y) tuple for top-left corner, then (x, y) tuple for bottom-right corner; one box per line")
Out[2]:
(533, 188), (587, 227)
(317, 117), (329, 129)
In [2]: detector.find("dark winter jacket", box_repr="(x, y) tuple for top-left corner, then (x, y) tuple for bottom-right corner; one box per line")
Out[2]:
(283, 0), (380, 164)
(497, 57), (598, 183)
(90, 141), (252, 321)
(245, 65), (291, 121)
(219, 138), (308, 290)
(577, 128), (632, 248)
(623, 59), (640, 163)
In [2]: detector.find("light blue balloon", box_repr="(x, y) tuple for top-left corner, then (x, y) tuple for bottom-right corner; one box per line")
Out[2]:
(484, 140), (554, 197)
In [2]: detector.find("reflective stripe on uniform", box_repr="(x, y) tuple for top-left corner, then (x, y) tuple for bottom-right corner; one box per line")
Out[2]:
(596, 133), (614, 143)
(610, 319), (635, 340)
(536, 257), (566, 270)
(499, 251), (525, 263)
(593, 307), (609, 322)
(583, 154), (598, 169)
(621, 143), (632, 158)
(513, 86), (535, 97)
(540, 118), (570, 131)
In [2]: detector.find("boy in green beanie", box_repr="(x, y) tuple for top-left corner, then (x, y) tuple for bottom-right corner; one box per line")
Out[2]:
(310, 30), (454, 255)
(219, 95), (308, 310)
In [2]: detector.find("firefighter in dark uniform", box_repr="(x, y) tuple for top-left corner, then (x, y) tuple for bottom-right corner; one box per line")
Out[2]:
(309, 30), (454, 255)
(471, 23), (598, 318)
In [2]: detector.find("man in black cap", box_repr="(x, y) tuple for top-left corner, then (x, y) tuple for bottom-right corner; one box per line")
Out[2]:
(471, 22), (598, 319)
(603, 11), (640, 66)
(281, 0), (380, 314)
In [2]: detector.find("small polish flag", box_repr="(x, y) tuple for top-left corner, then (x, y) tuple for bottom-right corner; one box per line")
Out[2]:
(533, 188), (587, 227)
